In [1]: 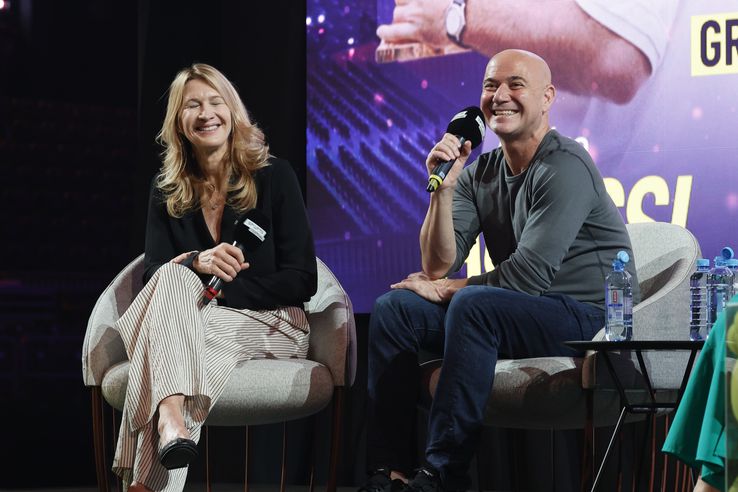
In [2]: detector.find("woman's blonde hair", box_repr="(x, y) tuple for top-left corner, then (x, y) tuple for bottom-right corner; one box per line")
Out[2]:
(156, 63), (270, 217)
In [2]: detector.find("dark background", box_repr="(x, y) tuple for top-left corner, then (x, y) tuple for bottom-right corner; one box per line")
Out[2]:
(0, 0), (322, 487)
(0, 0), (679, 490)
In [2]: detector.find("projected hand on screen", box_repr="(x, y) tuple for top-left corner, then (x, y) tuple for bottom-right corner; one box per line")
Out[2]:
(376, 0), (453, 50)
(376, 0), (661, 104)
(375, 0), (469, 63)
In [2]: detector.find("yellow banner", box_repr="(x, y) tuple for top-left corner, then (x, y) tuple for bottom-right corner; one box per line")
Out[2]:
(691, 12), (738, 76)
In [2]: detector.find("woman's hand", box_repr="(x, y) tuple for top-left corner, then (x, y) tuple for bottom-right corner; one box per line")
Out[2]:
(170, 251), (195, 264)
(193, 243), (249, 282)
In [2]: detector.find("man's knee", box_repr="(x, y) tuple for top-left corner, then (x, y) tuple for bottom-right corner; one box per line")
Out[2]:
(372, 289), (419, 320)
(444, 286), (509, 340)
(447, 286), (503, 318)
(369, 289), (436, 348)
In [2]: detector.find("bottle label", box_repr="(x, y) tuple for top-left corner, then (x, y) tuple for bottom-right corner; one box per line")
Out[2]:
(607, 289), (624, 321)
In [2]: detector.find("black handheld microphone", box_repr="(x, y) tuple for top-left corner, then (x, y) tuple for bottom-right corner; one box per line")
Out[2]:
(426, 106), (486, 192)
(200, 209), (270, 306)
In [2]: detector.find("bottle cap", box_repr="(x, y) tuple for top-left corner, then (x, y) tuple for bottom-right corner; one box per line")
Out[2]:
(727, 259), (738, 268)
(616, 250), (630, 264)
(714, 256), (725, 267)
(696, 258), (710, 268)
(722, 246), (734, 260)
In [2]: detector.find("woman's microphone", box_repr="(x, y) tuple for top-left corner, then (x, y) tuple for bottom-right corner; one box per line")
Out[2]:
(200, 209), (270, 306)
(426, 106), (486, 192)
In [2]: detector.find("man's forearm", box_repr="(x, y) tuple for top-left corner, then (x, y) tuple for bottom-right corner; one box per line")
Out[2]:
(420, 189), (457, 279)
(463, 0), (650, 103)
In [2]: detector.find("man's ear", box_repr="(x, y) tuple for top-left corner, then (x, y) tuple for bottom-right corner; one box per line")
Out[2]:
(542, 84), (556, 112)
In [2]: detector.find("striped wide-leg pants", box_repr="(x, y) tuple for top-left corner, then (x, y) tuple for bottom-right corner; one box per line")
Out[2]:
(111, 262), (310, 491)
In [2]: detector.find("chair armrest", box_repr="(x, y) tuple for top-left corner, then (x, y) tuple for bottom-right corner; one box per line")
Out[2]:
(584, 223), (700, 390)
(305, 258), (357, 387)
(81, 255), (144, 386)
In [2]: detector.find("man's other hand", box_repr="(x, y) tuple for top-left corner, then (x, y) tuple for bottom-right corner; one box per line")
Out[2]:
(391, 272), (467, 303)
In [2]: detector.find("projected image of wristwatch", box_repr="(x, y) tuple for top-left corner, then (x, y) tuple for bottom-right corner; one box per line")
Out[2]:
(445, 0), (467, 47)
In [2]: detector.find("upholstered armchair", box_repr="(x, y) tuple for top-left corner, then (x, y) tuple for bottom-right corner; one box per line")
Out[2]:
(82, 255), (356, 492)
(421, 221), (701, 489)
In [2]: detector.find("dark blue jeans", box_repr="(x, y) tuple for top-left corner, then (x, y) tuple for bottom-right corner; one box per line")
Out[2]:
(366, 285), (604, 490)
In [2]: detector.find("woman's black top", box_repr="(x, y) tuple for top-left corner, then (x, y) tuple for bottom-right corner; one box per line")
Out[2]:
(143, 158), (317, 310)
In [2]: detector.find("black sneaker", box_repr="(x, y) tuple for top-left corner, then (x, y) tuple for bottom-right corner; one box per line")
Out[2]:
(404, 468), (442, 492)
(358, 468), (406, 492)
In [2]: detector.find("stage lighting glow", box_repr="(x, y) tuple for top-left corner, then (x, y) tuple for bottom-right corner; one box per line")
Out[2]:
(317, 14), (325, 23)
(726, 193), (738, 211)
(306, 17), (312, 26)
(0, 0), (7, 10)
(574, 136), (590, 151)
(347, 37), (354, 45)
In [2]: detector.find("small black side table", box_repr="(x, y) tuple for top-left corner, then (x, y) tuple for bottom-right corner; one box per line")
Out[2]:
(564, 340), (704, 492)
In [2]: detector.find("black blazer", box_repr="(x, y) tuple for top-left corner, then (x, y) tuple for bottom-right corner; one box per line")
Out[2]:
(143, 158), (317, 310)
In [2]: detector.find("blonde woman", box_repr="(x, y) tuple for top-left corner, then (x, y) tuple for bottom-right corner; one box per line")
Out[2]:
(115, 63), (316, 492)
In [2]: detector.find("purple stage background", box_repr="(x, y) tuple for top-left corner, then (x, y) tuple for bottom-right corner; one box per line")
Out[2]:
(306, 0), (738, 313)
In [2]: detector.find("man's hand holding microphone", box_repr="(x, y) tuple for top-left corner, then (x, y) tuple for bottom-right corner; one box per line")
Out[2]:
(425, 106), (485, 193)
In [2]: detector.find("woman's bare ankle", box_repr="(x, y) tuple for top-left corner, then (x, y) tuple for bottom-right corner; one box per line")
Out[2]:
(157, 394), (189, 444)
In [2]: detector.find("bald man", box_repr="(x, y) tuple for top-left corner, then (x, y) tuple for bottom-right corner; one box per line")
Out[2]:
(360, 50), (640, 492)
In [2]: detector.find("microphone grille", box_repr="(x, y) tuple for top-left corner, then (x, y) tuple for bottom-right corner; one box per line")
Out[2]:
(446, 106), (486, 149)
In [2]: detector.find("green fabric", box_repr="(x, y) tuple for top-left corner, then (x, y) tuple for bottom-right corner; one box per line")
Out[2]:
(662, 293), (738, 491)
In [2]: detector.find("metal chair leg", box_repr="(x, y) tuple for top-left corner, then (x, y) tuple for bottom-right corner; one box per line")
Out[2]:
(550, 428), (556, 492)
(205, 426), (212, 492)
(280, 422), (288, 492)
(91, 386), (110, 492)
(112, 408), (121, 492)
(309, 414), (317, 492)
(326, 386), (345, 492)
(309, 442), (315, 492)
(649, 414), (656, 492)
(634, 411), (653, 491)
(244, 426), (250, 492)
(680, 462), (687, 492)
(661, 415), (670, 492)
(581, 389), (594, 492)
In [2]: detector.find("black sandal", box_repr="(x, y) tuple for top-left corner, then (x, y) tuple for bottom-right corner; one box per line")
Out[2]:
(158, 437), (198, 470)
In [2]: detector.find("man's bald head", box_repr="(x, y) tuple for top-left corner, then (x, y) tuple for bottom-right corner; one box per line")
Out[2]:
(487, 49), (552, 88)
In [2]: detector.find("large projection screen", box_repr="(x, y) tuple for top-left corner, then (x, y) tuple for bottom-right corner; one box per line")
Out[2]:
(307, 0), (738, 313)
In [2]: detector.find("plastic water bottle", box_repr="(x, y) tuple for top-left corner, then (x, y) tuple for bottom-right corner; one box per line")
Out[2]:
(689, 258), (710, 341)
(605, 251), (633, 341)
(726, 258), (738, 293)
(707, 256), (734, 331)
(723, 246), (737, 295)
(723, 246), (735, 260)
